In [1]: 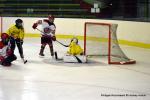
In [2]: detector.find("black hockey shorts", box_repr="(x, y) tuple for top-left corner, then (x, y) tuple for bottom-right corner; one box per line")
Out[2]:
(41, 35), (52, 45)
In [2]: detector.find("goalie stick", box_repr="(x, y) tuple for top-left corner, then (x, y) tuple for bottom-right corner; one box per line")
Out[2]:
(74, 55), (82, 63)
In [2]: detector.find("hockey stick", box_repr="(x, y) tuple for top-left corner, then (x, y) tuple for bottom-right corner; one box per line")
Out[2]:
(36, 28), (68, 47)
(36, 28), (44, 34)
(54, 52), (63, 60)
(54, 52), (58, 59)
(55, 40), (68, 47)
(74, 55), (82, 63)
(22, 58), (27, 64)
(18, 40), (27, 64)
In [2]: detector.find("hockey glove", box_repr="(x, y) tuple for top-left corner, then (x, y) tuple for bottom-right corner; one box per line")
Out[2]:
(32, 23), (38, 29)
(52, 36), (56, 41)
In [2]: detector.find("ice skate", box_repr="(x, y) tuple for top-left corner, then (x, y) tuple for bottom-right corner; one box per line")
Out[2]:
(39, 46), (45, 57)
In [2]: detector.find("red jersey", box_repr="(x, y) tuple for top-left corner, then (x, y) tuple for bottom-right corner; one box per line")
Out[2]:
(0, 41), (12, 61)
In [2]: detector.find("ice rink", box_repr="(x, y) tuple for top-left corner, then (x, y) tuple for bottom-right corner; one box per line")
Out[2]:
(0, 38), (150, 100)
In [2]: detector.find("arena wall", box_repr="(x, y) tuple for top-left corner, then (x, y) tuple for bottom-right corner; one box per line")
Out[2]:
(1, 17), (150, 48)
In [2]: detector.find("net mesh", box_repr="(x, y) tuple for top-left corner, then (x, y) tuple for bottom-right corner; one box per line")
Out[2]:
(84, 22), (135, 64)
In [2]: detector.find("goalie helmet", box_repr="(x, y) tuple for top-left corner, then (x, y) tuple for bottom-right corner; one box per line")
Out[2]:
(71, 37), (78, 44)
(1, 33), (10, 45)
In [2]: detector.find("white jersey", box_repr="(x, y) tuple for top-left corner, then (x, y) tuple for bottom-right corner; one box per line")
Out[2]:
(41, 20), (56, 36)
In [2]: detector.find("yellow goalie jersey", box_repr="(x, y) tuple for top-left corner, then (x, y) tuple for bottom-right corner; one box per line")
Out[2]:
(7, 25), (24, 40)
(67, 41), (83, 55)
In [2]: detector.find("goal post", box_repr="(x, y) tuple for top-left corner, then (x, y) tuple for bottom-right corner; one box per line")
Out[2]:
(84, 22), (136, 64)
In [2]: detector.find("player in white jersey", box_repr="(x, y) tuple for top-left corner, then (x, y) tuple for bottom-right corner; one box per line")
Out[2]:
(32, 15), (56, 57)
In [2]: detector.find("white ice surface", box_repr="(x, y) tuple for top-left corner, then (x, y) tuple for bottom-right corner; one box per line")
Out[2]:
(0, 38), (150, 100)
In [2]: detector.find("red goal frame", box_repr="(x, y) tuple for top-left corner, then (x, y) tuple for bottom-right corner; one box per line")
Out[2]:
(84, 22), (136, 64)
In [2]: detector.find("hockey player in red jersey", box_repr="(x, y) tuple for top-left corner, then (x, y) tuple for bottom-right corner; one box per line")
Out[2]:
(0, 33), (17, 66)
(32, 14), (56, 58)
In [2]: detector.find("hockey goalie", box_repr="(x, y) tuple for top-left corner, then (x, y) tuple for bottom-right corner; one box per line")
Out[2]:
(63, 37), (87, 63)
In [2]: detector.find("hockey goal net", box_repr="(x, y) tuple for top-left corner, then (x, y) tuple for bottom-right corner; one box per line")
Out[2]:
(84, 22), (136, 64)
